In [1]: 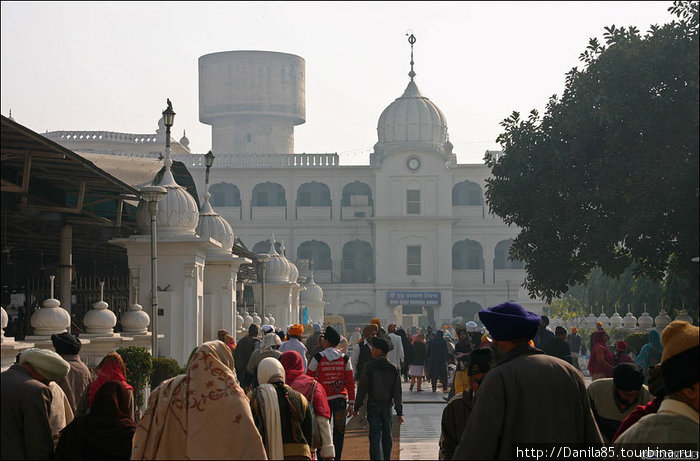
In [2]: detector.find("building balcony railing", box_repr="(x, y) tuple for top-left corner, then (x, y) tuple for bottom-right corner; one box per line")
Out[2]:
(176, 153), (340, 168)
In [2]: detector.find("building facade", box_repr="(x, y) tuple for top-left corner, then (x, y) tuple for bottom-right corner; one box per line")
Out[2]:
(46, 48), (543, 331)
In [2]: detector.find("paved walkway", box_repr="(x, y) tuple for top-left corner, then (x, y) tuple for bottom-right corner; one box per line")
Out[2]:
(340, 380), (447, 460)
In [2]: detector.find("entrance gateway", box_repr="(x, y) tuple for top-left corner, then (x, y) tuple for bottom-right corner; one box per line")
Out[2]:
(388, 291), (441, 329)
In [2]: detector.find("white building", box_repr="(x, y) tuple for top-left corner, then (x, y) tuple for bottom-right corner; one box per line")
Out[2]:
(47, 48), (544, 332)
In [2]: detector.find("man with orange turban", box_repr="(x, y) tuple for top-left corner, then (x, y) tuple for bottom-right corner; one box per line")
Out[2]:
(279, 324), (308, 372)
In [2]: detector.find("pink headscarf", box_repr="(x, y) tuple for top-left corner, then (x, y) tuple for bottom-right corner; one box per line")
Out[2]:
(279, 351), (331, 419)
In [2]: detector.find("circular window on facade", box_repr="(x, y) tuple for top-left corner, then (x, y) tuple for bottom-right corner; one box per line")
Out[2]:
(407, 157), (421, 171)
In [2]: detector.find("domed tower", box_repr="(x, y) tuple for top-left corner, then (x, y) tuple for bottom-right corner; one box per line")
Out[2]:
(198, 50), (306, 154)
(372, 34), (453, 165)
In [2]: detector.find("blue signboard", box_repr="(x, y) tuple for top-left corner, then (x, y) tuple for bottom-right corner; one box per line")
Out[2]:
(387, 291), (441, 306)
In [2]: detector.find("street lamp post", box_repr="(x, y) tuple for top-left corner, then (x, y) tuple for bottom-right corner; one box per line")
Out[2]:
(257, 253), (270, 324)
(204, 150), (215, 186)
(162, 99), (175, 152)
(140, 185), (167, 357)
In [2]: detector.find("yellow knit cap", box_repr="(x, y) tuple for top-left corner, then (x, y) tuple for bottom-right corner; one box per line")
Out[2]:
(370, 318), (381, 327)
(661, 321), (699, 363)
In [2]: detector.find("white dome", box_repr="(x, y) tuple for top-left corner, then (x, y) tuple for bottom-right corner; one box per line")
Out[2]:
(197, 189), (234, 253)
(654, 309), (671, 330)
(623, 311), (637, 329)
(280, 242), (299, 283)
(597, 312), (610, 328)
(675, 309), (693, 325)
(83, 299), (117, 335)
(136, 157), (199, 236)
(121, 302), (150, 334)
(252, 311), (262, 326)
(31, 297), (70, 336)
(610, 311), (624, 328)
(301, 273), (323, 303)
(268, 313), (276, 326)
(377, 80), (448, 148)
(585, 312), (598, 329)
(265, 237), (291, 283)
(243, 313), (253, 328)
(638, 311), (654, 330)
(179, 130), (190, 148)
(236, 311), (245, 331)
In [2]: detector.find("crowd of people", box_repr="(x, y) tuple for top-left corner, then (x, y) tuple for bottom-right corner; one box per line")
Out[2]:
(1, 306), (698, 460)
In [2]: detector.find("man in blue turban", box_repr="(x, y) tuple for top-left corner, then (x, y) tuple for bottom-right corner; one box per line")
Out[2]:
(453, 302), (603, 459)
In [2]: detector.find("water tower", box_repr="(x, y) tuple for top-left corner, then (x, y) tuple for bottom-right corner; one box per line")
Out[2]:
(198, 50), (306, 154)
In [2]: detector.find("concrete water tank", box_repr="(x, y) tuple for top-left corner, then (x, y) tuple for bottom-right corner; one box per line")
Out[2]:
(199, 50), (305, 154)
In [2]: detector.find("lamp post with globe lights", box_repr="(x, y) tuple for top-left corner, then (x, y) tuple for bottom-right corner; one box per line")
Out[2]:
(140, 185), (166, 356)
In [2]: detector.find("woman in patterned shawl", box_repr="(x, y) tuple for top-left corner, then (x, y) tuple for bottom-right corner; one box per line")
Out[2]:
(132, 341), (266, 460)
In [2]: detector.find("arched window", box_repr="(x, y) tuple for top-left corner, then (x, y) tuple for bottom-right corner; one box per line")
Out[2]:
(341, 181), (373, 206)
(341, 240), (375, 283)
(452, 180), (484, 206)
(494, 239), (525, 270)
(296, 182), (331, 207)
(453, 300), (482, 323)
(297, 240), (331, 270)
(251, 182), (286, 207)
(251, 239), (282, 255)
(209, 182), (241, 207)
(452, 240), (484, 270)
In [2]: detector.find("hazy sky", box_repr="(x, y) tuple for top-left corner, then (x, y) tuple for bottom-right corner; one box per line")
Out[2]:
(1, 1), (673, 164)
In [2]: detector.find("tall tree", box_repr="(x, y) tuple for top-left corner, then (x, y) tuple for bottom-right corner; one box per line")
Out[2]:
(486, 2), (699, 305)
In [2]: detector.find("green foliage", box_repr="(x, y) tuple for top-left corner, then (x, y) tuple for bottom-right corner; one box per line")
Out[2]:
(150, 357), (186, 390)
(625, 332), (650, 355)
(485, 1), (699, 307)
(116, 346), (153, 408)
(549, 295), (587, 321)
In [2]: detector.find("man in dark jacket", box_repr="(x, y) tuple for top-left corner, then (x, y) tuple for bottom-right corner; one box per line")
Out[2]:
(543, 326), (573, 364)
(353, 337), (403, 461)
(453, 303), (603, 459)
(439, 347), (492, 459)
(233, 324), (260, 388)
(51, 332), (91, 413)
(533, 315), (554, 349)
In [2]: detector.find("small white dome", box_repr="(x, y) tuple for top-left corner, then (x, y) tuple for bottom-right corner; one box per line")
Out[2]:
(301, 273), (323, 303)
(655, 309), (672, 330)
(252, 311), (262, 326)
(243, 313), (253, 328)
(197, 189), (234, 253)
(83, 299), (117, 335)
(610, 311), (624, 328)
(377, 80), (448, 148)
(265, 237), (291, 283)
(623, 311), (637, 329)
(675, 309), (693, 325)
(121, 302), (150, 334)
(585, 312), (598, 329)
(638, 311), (654, 330)
(179, 130), (190, 148)
(268, 313), (276, 326)
(31, 297), (70, 336)
(597, 311), (610, 328)
(236, 311), (245, 331)
(136, 157), (199, 236)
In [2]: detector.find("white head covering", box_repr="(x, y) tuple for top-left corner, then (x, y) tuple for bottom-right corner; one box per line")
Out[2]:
(255, 357), (286, 460)
(261, 332), (282, 352)
(257, 357), (285, 384)
(19, 348), (70, 381)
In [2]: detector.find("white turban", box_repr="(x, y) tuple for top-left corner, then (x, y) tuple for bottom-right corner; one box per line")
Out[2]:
(257, 357), (285, 385)
(19, 348), (70, 381)
(261, 332), (281, 351)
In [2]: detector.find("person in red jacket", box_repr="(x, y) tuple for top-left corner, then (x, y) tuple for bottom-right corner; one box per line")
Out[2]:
(307, 326), (355, 461)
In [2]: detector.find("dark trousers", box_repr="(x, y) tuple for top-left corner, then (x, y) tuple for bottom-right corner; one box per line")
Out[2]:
(431, 370), (448, 391)
(328, 398), (347, 461)
(367, 402), (393, 460)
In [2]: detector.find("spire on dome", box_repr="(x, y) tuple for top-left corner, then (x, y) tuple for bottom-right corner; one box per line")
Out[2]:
(8, 109), (14, 121)
(407, 32), (417, 81)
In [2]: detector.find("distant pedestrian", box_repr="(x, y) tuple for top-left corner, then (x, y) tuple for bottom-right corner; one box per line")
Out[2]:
(348, 328), (361, 357)
(566, 327), (583, 370)
(281, 350), (335, 460)
(427, 330), (449, 393)
(587, 363), (651, 442)
(307, 326), (355, 461)
(588, 330), (614, 380)
(1, 348), (70, 460)
(634, 328), (663, 383)
(352, 324), (378, 425)
(397, 328), (413, 382)
(249, 357), (313, 460)
(279, 324), (308, 372)
(51, 332), (91, 414)
(409, 333), (427, 392)
(533, 315), (554, 349)
(543, 326), (572, 364)
(370, 318), (394, 352)
(55, 380), (136, 460)
(353, 337), (403, 461)
(132, 341), (266, 460)
(614, 321), (698, 448)
(247, 332), (283, 387)
(305, 323), (323, 362)
(439, 347), (492, 460)
(386, 324), (404, 371)
(589, 321), (605, 352)
(234, 323), (261, 389)
(614, 341), (633, 365)
(453, 302), (603, 459)
(76, 352), (135, 420)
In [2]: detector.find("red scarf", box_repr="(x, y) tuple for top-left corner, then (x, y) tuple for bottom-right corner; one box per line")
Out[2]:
(89, 360), (133, 407)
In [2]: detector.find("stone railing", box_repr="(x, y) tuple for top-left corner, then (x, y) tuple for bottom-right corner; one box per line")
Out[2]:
(45, 131), (162, 144)
(174, 153), (340, 169)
